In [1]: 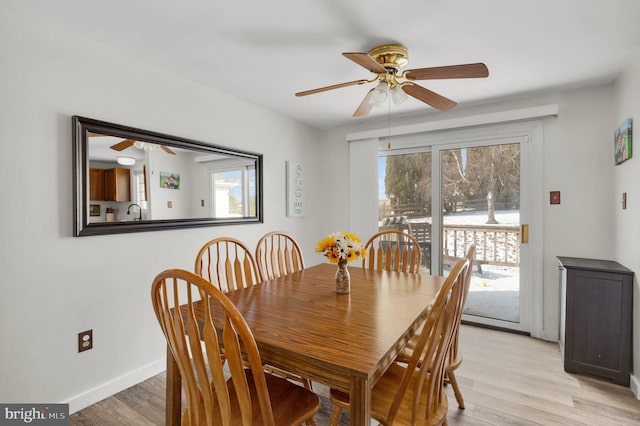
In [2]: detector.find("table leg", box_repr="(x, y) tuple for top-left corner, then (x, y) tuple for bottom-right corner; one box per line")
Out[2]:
(166, 345), (181, 426)
(349, 377), (371, 426)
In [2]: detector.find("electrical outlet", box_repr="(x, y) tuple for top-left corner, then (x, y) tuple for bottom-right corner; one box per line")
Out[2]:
(78, 330), (93, 352)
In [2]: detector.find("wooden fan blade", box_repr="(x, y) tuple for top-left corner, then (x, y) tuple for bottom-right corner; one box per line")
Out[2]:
(110, 139), (135, 151)
(353, 88), (375, 117)
(295, 79), (369, 97)
(402, 83), (457, 111)
(161, 145), (176, 155)
(404, 63), (489, 80)
(342, 52), (387, 73)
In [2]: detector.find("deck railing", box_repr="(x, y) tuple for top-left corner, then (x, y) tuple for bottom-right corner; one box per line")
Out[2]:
(443, 224), (520, 268)
(378, 219), (520, 270)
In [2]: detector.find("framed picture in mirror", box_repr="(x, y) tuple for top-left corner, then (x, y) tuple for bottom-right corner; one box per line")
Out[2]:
(614, 118), (632, 165)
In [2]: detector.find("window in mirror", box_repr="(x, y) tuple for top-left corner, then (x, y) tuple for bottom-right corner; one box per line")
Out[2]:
(211, 164), (256, 218)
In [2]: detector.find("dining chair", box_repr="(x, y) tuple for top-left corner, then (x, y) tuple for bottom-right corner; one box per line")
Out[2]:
(395, 244), (476, 410)
(194, 237), (263, 291)
(445, 244), (476, 409)
(328, 258), (469, 426)
(254, 231), (315, 395)
(195, 235), (316, 411)
(151, 269), (320, 425)
(363, 230), (423, 274)
(255, 231), (305, 280)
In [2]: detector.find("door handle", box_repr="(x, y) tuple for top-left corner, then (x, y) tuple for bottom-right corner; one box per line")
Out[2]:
(521, 224), (529, 244)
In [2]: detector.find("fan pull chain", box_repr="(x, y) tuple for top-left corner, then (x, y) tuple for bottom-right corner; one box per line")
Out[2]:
(387, 93), (392, 149)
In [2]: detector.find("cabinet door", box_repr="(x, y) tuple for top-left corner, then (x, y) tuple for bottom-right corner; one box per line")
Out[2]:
(565, 268), (631, 383)
(114, 168), (131, 202)
(104, 169), (116, 201)
(90, 169), (105, 201)
(104, 168), (131, 202)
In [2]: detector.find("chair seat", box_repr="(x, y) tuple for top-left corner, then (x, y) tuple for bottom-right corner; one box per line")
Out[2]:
(330, 363), (448, 425)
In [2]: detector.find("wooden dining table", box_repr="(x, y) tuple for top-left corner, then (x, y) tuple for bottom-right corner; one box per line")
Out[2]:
(165, 263), (446, 426)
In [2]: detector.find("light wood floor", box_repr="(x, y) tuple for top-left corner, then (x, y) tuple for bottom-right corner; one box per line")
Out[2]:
(69, 325), (640, 425)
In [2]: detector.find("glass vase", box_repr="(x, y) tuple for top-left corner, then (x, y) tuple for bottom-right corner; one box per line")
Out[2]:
(335, 259), (351, 294)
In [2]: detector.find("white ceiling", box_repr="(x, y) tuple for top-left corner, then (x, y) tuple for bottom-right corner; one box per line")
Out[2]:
(5, 0), (640, 129)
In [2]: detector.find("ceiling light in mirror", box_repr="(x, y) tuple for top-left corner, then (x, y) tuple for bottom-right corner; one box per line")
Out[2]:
(116, 156), (136, 166)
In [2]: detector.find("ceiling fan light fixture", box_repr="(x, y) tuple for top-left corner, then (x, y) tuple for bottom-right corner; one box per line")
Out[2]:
(370, 81), (389, 106)
(390, 85), (409, 105)
(133, 141), (144, 149)
(117, 156), (136, 166)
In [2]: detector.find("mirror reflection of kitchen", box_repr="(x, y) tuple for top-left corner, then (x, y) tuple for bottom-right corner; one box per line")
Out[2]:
(87, 133), (258, 223)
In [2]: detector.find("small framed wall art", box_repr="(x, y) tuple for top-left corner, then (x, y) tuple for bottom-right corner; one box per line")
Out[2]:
(160, 172), (180, 189)
(614, 118), (632, 165)
(286, 161), (304, 217)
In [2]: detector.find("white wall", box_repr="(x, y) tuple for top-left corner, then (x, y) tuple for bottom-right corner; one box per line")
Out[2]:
(0, 9), (322, 411)
(613, 50), (640, 396)
(147, 149), (192, 220)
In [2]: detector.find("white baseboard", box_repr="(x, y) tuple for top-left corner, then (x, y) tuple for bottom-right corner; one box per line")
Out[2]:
(631, 373), (640, 400)
(64, 358), (166, 414)
(538, 328), (558, 343)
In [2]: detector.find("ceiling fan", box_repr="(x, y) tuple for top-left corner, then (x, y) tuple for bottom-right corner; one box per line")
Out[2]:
(109, 139), (176, 155)
(295, 43), (489, 117)
(88, 132), (177, 155)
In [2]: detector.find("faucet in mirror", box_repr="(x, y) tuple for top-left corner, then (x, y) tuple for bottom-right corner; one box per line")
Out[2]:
(127, 203), (142, 221)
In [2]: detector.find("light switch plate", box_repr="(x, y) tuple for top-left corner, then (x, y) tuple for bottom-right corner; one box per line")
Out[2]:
(550, 191), (560, 205)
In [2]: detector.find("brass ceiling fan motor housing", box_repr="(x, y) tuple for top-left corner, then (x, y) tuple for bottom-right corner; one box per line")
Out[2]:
(368, 43), (410, 73)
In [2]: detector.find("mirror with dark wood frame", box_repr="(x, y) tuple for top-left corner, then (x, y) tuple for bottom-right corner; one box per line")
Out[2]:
(73, 116), (263, 236)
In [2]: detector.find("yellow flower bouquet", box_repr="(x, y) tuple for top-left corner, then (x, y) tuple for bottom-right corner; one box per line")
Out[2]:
(315, 232), (366, 264)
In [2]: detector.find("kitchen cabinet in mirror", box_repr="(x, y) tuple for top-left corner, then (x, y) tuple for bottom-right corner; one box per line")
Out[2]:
(73, 116), (263, 236)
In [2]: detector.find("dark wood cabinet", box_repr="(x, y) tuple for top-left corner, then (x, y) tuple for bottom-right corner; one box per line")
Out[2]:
(90, 167), (131, 202)
(89, 168), (105, 201)
(557, 256), (633, 386)
(104, 168), (130, 202)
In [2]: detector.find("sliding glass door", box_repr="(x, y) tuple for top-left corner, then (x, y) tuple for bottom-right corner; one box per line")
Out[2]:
(438, 143), (523, 328)
(378, 137), (530, 332)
